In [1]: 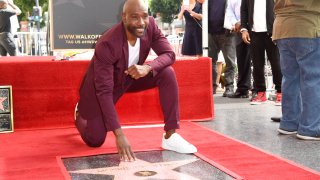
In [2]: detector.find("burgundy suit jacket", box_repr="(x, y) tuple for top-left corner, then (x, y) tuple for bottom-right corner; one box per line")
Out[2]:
(78, 17), (175, 131)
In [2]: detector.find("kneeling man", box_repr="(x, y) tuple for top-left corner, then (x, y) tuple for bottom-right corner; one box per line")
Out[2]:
(75, 0), (197, 161)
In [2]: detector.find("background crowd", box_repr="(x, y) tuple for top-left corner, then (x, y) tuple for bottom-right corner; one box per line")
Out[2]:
(178, 0), (320, 140)
(1, 0), (319, 140)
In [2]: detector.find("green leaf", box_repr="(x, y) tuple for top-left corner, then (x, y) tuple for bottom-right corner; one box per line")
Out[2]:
(150, 0), (181, 24)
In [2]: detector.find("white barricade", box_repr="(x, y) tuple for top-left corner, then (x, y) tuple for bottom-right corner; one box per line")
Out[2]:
(15, 31), (47, 56)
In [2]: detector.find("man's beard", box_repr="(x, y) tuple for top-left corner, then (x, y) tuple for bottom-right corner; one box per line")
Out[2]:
(127, 25), (146, 37)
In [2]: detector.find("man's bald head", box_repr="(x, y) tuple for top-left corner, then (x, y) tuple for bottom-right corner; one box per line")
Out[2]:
(123, 0), (147, 14)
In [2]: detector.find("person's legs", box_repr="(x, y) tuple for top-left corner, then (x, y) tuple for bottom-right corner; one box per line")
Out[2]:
(128, 66), (197, 152)
(230, 34), (251, 98)
(265, 34), (282, 93)
(0, 34), (8, 56)
(0, 33), (16, 56)
(194, 28), (203, 56)
(127, 66), (180, 132)
(182, 29), (196, 56)
(76, 113), (107, 147)
(216, 61), (223, 88)
(76, 65), (180, 148)
(0, 45), (6, 56)
(250, 32), (267, 92)
(249, 32), (268, 104)
(235, 35), (251, 93)
(277, 39), (301, 132)
(221, 32), (236, 93)
(295, 38), (320, 138)
(75, 65), (111, 147)
(76, 92), (108, 147)
(208, 33), (220, 94)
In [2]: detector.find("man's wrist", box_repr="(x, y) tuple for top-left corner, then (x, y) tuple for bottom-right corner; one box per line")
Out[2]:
(113, 128), (124, 137)
(240, 28), (248, 33)
(144, 64), (152, 73)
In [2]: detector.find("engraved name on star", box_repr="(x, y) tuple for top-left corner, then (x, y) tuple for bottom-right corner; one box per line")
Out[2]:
(69, 158), (200, 180)
(0, 97), (7, 111)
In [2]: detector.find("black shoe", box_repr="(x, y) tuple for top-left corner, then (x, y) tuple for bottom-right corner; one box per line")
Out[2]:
(271, 117), (281, 122)
(228, 91), (249, 98)
(213, 87), (217, 95)
(222, 88), (234, 97)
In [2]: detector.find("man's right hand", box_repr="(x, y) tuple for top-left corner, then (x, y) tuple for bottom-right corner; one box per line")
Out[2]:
(113, 128), (135, 161)
(242, 30), (251, 44)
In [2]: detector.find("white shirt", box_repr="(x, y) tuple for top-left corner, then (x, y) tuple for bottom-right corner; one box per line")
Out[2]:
(128, 38), (140, 67)
(252, 0), (267, 32)
(7, 5), (19, 33)
(224, 0), (241, 30)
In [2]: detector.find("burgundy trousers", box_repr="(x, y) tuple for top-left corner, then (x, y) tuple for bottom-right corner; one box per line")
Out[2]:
(76, 66), (180, 147)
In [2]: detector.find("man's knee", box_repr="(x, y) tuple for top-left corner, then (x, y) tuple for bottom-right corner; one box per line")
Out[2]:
(159, 66), (176, 79)
(156, 66), (179, 92)
(82, 134), (106, 147)
(76, 115), (106, 148)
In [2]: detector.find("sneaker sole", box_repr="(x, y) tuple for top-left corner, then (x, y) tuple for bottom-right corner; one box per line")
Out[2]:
(278, 128), (297, 135)
(162, 143), (197, 154)
(275, 102), (281, 106)
(229, 95), (249, 98)
(296, 134), (320, 140)
(250, 101), (267, 105)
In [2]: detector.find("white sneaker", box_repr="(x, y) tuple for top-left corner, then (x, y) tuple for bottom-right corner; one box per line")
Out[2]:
(161, 133), (197, 154)
(277, 128), (297, 135)
(296, 134), (320, 141)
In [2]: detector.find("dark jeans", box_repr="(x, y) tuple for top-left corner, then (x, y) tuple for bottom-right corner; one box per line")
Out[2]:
(0, 32), (16, 56)
(235, 33), (251, 93)
(250, 32), (282, 92)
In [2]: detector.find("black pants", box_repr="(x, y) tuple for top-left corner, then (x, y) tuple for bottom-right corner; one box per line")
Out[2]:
(235, 33), (251, 93)
(250, 32), (282, 92)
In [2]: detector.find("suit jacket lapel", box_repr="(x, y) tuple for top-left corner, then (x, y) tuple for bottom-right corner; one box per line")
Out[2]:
(123, 42), (128, 68)
(121, 24), (129, 69)
(139, 35), (147, 65)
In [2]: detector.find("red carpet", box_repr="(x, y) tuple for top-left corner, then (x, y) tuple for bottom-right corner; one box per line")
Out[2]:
(0, 57), (213, 130)
(1, 122), (319, 180)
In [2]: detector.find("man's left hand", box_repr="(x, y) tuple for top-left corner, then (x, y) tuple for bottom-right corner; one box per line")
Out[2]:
(125, 64), (152, 80)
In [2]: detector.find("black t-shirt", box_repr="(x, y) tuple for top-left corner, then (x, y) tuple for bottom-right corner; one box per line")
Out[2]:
(0, 9), (15, 33)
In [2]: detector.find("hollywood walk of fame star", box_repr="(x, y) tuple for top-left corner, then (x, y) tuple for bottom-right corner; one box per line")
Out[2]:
(0, 97), (7, 111)
(54, 0), (85, 8)
(69, 158), (201, 180)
